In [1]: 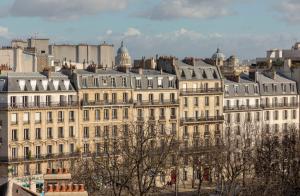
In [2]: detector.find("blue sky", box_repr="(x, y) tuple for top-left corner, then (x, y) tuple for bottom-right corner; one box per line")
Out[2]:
(0, 0), (300, 60)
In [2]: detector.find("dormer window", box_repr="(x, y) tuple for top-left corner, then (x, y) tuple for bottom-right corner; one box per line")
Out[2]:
(148, 79), (153, 88)
(136, 79), (141, 88)
(82, 78), (87, 87)
(111, 78), (116, 87)
(202, 71), (207, 79)
(225, 85), (229, 94)
(93, 78), (99, 87)
(283, 84), (286, 92)
(245, 85), (249, 94)
(122, 78), (127, 87)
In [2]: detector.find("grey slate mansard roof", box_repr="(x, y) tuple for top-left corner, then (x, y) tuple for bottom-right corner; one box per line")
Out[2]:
(0, 72), (76, 92)
(224, 72), (298, 97)
(256, 72), (297, 96)
(224, 74), (260, 97)
(73, 68), (177, 90)
(174, 60), (221, 81)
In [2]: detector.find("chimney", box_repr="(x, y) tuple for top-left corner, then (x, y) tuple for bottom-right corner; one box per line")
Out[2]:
(249, 70), (258, 82)
(42, 66), (51, 78)
(227, 75), (240, 83)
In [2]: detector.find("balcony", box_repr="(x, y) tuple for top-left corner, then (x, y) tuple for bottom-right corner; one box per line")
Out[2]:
(180, 88), (223, 95)
(261, 102), (299, 109)
(81, 100), (132, 107)
(180, 116), (224, 125)
(134, 99), (179, 107)
(137, 117), (144, 121)
(224, 105), (261, 112)
(1, 152), (82, 163)
(1, 101), (79, 110)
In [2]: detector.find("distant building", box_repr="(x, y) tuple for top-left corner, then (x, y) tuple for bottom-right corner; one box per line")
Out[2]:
(115, 41), (131, 69)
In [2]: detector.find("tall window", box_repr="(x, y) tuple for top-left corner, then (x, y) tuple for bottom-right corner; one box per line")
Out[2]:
(58, 111), (64, 122)
(84, 127), (89, 138)
(83, 110), (89, 121)
(35, 128), (41, 139)
(95, 109), (100, 121)
(47, 128), (53, 139)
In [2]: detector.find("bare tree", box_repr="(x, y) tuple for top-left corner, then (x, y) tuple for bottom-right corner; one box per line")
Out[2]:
(71, 122), (177, 196)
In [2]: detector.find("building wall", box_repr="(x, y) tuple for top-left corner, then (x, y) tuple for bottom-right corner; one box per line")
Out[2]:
(99, 44), (114, 69)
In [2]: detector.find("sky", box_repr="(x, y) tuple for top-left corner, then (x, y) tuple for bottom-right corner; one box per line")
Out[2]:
(0, 0), (300, 60)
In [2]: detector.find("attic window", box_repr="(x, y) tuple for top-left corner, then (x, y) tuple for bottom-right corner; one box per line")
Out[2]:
(181, 71), (185, 78)
(213, 71), (218, 79)
(202, 71), (207, 79)
(192, 70), (196, 78)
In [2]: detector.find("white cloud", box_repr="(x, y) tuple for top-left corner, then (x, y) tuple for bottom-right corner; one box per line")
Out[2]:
(106, 30), (113, 36)
(277, 0), (300, 23)
(123, 27), (141, 37)
(0, 26), (10, 38)
(7, 0), (129, 20)
(138, 0), (237, 20)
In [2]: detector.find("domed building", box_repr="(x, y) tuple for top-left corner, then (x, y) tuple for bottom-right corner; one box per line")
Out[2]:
(115, 41), (132, 69)
(212, 48), (226, 66)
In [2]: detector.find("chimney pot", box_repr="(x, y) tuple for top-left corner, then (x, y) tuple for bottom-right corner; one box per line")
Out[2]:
(54, 184), (60, 192)
(47, 185), (53, 192)
(46, 168), (51, 174)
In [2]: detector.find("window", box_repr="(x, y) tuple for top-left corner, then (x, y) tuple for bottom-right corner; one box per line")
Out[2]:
(47, 145), (52, 155)
(170, 93), (175, 102)
(137, 94), (142, 102)
(11, 129), (18, 141)
(58, 127), (64, 138)
(160, 108), (165, 118)
(83, 93), (89, 103)
(171, 108), (176, 118)
(111, 78), (116, 87)
(112, 126), (118, 138)
(58, 111), (64, 122)
(122, 77), (127, 87)
(148, 79), (153, 88)
(24, 163), (30, 175)
(112, 109), (118, 119)
(95, 143), (101, 154)
(95, 109), (100, 121)
(70, 143), (75, 153)
(265, 111), (270, 121)
(123, 108), (129, 119)
(159, 93), (164, 103)
(104, 126), (109, 138)
(255, 99), (259, 107)
(47, 128), (53, 139)
(11, 113), (18, 125)
(158, 78), (163, 87)
(59, 144), (64, 154)
(104, 109), (109, 120)
(274, 111), (278, 120)
(82, 78), (87, 87)
(10, 96), (16, 107)
(84, 127), (89, 138)
(283, 110), (288, 120)
(168, 79), (174, 88)
(83, 110), (89, 121)
(46, 95), (51, 106)
(149, 94), (153, 102)
(123, 93), (128, 103)
(35, 128), (41, 139)
(194, 97), (198, 106)
(184, 97), (188, 107)
(83, 144), (89, 153)
(95, 126), (101, 137)
(205, 97), (209, 106)
(35, 146), (41, 158)
(11, 147), (17, 158)
(69, 111), (75, 122)
(47, 112), (52, 123)
(95, 93), (100, 102)
(22, 96), (28, 107)
(112, 93), (117, 103)
(103, 93), (108, 103)
(256, 112), (260, 121)
(136, 79), (141, 88)
(293, 110), (297, 119)
(69, 126), (75, 138)
(36, 163), (41, 174)
(216, 96), (220, 106)
(236, 113), (240, 123)
(23, 112), (30, 124)
(93, 78), (99, 87)
(226, 114), (231, 123)
(35, 112), (41, 123)
(24, 129), (30, 140)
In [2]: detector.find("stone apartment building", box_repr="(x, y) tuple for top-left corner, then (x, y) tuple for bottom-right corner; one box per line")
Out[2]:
(224, 71), (299, 151)
(0, 71), (79, 181)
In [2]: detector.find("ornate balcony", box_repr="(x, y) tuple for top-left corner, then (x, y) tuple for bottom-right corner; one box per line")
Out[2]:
(180, 116), (224, 125)
(0, 101), (79, 110)
(134, 99), (179, 107)
(180, 88), (223, 95)
(81, 99), (133, 107)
